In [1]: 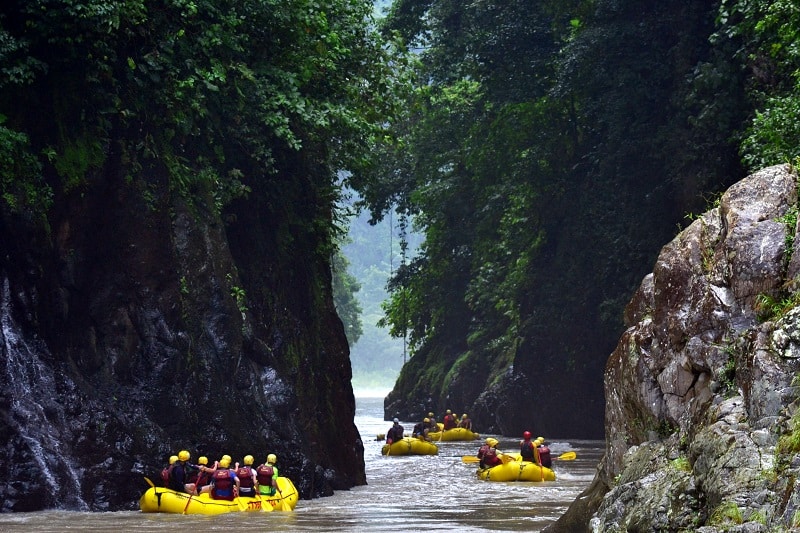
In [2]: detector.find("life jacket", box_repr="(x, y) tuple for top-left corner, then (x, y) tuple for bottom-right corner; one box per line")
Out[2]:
(538, 445), (552, 468)
(211, 469), (235, 500)
(443, 414), (456, 430)
(257, 464), (277, 495)
(256, 464), (274, 485)
(161, 464), (173, 487)
(168, 463), (187, 492)
(236, 466), (254, 489)
(477, 444), (490, 459)
(520, 440), (536, 461)
(387, 425), (403, 442)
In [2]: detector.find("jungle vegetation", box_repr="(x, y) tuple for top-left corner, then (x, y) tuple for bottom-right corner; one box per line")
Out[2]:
(2, 0), (800, 432)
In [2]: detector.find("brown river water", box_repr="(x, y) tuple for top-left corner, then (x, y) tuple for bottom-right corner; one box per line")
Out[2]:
(0, 395), (604, 532)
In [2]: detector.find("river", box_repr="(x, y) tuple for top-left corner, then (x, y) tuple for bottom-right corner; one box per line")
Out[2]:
(0, 395), (604, 532)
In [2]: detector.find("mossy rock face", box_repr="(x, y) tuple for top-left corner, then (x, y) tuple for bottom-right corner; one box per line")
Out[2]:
(0, 163), (362, 510)
(547, 166), (800, 532)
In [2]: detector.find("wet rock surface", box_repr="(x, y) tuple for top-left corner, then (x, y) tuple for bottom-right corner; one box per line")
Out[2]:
(0, 172), (362, 511)
(547, 165), (800, 531)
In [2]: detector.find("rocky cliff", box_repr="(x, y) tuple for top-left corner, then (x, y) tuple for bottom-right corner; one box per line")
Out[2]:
(0, 162), (363, 511)
(548, 164), (800, 531)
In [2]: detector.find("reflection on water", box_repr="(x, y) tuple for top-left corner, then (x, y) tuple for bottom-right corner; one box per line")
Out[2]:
(0, 396), (603, 532)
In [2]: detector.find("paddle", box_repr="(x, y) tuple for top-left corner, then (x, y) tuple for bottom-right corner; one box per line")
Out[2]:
(144, 476), (155, 487)
(277, 486), (290, 511)
(255, 494), (267, 512)
(499, 453), (515, 464)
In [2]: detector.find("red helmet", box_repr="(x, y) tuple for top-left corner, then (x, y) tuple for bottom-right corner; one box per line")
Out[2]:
(523, 431), (531, 439)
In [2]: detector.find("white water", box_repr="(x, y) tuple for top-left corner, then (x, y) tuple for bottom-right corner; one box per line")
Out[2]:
(0, 395), (603, 531)
(0, 277), (88, 511)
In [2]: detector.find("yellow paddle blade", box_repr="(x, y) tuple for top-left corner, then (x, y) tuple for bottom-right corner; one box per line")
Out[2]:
(498, 453), (515, 464)
(144, 476), (155, 487)
(557, 451), (577, 460)
(461, 455), (480, 463)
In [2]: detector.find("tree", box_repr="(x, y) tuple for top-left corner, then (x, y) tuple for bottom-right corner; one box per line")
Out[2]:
(332, 248), (364, 347)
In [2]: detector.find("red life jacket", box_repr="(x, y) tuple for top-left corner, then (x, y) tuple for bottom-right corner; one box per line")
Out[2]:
(477, 444), (490, 459)
(236, 466), (254, 488)
(256, 464), (274, 485)
(160, 465), (173, 487)
(211, 469), (235, 500)
(538, 445), (552, 467)
(443, 414), (456, 430)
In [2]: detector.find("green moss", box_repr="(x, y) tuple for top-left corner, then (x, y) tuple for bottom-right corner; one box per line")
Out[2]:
(777, 411), (800, 455)
(52, 136), (106, 192)
(708, 501), (743, 526)
(670, 456), (691, 472)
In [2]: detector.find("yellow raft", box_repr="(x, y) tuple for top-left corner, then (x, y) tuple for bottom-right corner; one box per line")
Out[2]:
(381, 437), (438, 456)
(427, 427), (480, 441)
(477, 457), (556, 482)
(139, 476), (299, 514)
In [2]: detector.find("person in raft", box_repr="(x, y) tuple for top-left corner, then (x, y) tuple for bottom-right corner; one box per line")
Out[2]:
(411, 419), (426, 439)
(458, 413), (472, 430)
(423, 415), (437, 435)
(538, 439), (552, 468)
(519, 431), (541, 464)
(161, 455), (178, 487)
(386, 418), (405, 445)
(192, 456), (213, 493)
(169, 449), (197, 494)
(210, 455), (240, 500)
(477, 437), (502, 469)
(235, 455), (259, 498)
(256, 454), (280, 496)
(442, 409), (457, 430)
(427, 411), (437, 427)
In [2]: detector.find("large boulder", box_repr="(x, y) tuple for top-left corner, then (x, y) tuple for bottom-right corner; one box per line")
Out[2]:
(547, 164), (800, 531)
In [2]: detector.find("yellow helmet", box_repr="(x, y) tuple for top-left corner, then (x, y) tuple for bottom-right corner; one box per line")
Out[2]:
(428, 412), (434, 417)
(198, 456), (208, 465)
(424, 417), (430, 423)
(169, 455), (178, 465)
(267, 454), (277, 465)
(461, 414), (467, 419)
(244, 455), (254, 465)
(222, 454), (232, 462)
(219, 458), (231, 468)
(446, 409), (452, 414)
(178, 450), (190, 462)
(486, 438), (499, 447)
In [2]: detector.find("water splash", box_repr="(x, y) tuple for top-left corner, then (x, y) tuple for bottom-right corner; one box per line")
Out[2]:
(1, 276), (88, 511)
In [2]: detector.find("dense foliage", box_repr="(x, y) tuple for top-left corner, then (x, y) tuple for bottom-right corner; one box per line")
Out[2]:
(0, 0), (410, 244)
(332, 246), (364, 347)
(360, 0), (800, 435)
(4, 0), (800, 436)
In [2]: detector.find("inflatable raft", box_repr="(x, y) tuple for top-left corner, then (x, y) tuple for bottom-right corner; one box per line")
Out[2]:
(139, 476), (298, 514)
(381, 437), (438, 456)
(427, 427), (480, 441)
(477, 458), (556, 482)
